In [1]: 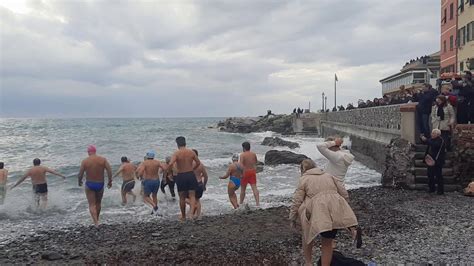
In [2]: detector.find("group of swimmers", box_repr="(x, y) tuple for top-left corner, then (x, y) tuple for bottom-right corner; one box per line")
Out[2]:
(0, 136), (261, 226)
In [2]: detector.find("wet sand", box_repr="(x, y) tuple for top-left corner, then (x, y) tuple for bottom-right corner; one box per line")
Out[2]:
(1, 186), (473, 264)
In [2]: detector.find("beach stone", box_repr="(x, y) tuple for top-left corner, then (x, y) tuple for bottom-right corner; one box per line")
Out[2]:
(41, 252), (63, 261)
(261, 137), (300, 149)
(264, 150), (308, 165)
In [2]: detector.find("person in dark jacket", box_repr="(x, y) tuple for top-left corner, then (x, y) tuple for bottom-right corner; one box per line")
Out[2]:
(452, 71), (474, 124)
(416, 84), (439, 138)
(421, 129), (446, 195)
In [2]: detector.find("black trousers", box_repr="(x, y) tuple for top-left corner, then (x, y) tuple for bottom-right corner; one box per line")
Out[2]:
(160, 178), (176, 197)
(441, 130), (451, 151)
(427, 165), (444, 194)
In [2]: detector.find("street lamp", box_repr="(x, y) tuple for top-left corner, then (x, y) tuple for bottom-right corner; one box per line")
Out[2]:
(324, 96), (327, 112)
(321, 92), (325, 112)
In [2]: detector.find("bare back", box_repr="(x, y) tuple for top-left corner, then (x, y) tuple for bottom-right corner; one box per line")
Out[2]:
(229, 163), (243, 178)
(27, 166), (49, 185)
(81, 155), (110, 182)
(194, 163), (207, 183)
(0, 169), (7, 185)
(240, 151), (257, 171)
(120, 162), (136, 181)
(173, 148), (199, 173)
(139, 160), (162, 180)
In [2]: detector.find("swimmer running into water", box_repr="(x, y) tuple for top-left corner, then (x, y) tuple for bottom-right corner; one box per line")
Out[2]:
(220, 154), (243, 209)
(78, 145), (113, 227)
(136, 150), (166, 214)
(113, 156), (137, 205)
(187, 149), (208, 219)
(11, 158), (66, 209)
(239, 142), (260, 207)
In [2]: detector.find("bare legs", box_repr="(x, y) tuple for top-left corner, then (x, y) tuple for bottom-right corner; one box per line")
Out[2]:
(143, 192), (157, 210)
(34, 193), (48, 210)
(121, 190), (136, 205)
(302, 238), (333, 266)
(239, 183), (247, 205)
(227, 183), (239, 209)
(302, 240), (314, 266)
(250, 184), (260, 207)
(178, 190), (196, 221)
(239, 183), (259, 207)
(320, 237), (334, 266)
(85, 188), (104, 227)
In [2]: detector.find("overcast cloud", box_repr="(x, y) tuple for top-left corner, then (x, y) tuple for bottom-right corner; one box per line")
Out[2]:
(0, 0), (440, 117)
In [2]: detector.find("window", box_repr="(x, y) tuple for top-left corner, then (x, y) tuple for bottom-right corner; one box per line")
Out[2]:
(444, 40), (447, 53)
(468, 23), (471, 42)
(471, 22), (474, 41)
(461, 27), (466, 46)
(443, 8), (447, 24)
(450, 3), (454, 19)
(450, 35), (454, 50)
(459, 0), (464, 13)
(471, 0), (474, 5)
(460, 61), (464, 72)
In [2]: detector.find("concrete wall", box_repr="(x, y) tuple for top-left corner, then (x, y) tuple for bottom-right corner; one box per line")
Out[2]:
(294, 104), (416, 172)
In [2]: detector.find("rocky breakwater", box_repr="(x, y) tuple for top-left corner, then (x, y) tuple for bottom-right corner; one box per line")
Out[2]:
(218, 114), (293, 134)
(261, 137), (300, 149)
(265, 150), (308, 165)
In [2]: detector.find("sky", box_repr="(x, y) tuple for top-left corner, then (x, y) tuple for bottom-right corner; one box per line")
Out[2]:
(0, 0), (440, 118)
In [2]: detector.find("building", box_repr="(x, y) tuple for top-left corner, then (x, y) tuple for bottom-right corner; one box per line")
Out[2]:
(440, 0), (458, 73)
(380, 52), (440, 95)
(457, 0), (474, 72)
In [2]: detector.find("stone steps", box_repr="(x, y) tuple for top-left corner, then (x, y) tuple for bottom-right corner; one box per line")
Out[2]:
(414, 176), (458, 184)
(414, 144), (427, 152)
(410, 184), (462, 192)
(414, 159), (453, 168)
(413, 167), (454, 176)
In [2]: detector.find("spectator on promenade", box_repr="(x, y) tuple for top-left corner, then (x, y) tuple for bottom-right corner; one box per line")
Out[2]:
(421, 129), (446, 195)
(431, 95), (455, 151)
(346, 103), (355, 110)
(357, 100), (366, 108)
(416, 84), (439, 138)
(452, 71), (474, 124)
(289, 159), (358, 266)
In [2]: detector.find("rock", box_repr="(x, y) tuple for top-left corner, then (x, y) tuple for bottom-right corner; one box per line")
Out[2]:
(218, 115), (294, 134)
(256, 161), (264, 173)
(261, 137), (299, 149)
(41, 252), (63, 261)
(264, 150), (309, 165)
(382, 138), (415, 188)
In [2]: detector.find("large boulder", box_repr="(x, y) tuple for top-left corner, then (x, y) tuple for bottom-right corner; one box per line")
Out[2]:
(262, 137), (299, 149)
(218, 114), (294, 134)
(382, 138), (415, 188)
(264, 150), (309, 165)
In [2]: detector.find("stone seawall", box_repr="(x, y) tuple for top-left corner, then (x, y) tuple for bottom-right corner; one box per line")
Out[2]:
(302, 105), (404, 173)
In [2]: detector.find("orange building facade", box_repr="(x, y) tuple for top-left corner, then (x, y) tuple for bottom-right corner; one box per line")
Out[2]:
(440, 0), (458, 73)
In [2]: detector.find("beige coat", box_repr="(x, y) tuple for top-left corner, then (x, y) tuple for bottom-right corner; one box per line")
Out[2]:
(431, 104), (455, 131)
(289, 168), (358, 244)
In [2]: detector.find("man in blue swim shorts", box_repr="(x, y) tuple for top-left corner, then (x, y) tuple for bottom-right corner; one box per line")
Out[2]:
(78, 145), (113, 227)
(219, 154), (243, 209)
(136, 150), (166, 214)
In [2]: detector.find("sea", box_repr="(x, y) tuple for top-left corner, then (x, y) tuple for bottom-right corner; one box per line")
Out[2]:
(0, 118), (380, 243)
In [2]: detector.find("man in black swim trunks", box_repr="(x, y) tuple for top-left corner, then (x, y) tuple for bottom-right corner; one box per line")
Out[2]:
(167, 136), (201, 221)
(11, 158), (66, 209)
(113, 156), (137, 205)
(188, 149), (208, 218)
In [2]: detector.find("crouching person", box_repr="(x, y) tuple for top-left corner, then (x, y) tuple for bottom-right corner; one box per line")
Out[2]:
(289, 159), (358, 266)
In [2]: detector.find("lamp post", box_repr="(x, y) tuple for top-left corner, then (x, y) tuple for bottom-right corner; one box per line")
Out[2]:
(322, 92), (325, 112)
(324, 96), (327, 112)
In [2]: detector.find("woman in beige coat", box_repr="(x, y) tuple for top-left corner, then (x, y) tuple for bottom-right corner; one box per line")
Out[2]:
(431, 95), (455, 150)
(289, 159), (358, 266)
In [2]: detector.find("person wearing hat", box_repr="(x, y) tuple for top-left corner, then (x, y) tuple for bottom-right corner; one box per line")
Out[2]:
(136, 150), (166, 214)
(219, 154), (244, 209)
(78, 145), (113, 227)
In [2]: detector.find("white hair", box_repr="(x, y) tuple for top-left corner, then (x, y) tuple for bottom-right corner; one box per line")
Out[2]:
(432, 129), (441, 136)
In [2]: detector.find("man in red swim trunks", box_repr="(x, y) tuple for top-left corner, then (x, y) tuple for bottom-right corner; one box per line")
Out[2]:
(239, 142), (260, 207)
